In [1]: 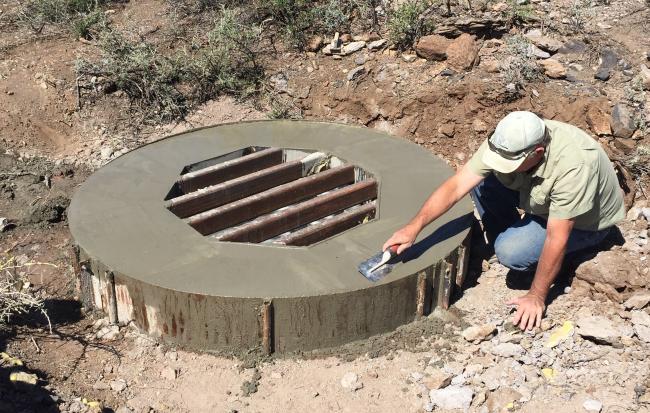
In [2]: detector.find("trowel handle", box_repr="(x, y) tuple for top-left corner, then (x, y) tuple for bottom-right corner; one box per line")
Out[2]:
(385, 244), (399, 257)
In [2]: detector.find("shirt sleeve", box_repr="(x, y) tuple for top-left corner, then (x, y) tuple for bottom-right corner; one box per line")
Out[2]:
(549, 162), (597, 220)
(466, 140), (492, 177)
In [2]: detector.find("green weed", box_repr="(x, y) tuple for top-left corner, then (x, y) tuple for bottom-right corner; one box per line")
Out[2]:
(72, 9), (107, 39)
(76, 7), (264, 123)
(500, 35), (541, 90)
(387, 0), (434, 50)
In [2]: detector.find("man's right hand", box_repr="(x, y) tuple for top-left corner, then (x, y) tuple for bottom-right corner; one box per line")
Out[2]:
(382, 223), (421, 254)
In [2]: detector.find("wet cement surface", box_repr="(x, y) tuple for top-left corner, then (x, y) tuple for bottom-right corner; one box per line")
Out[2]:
(69, 121), (472, 298)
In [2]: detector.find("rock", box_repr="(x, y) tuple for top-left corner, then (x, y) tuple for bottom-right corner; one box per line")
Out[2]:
(347, 66), (365, 81)
(585, 103), (611, 136)
(631, 310), (650, 328)
(162, 367), (178, 381)
(438, 122), (455, 138)
(545, 321), (574, 348)
(100, 146), (113, 160)
(486, 387), (522, 412)
(526, 33), (563, 53)
(576, 316), (621, 345)
(440, 68), (456, 76)
(307, 36), (323, 52)
(92, 380), (110, 390)
(69, 400), (85, 412)
(401, 53), (417, 63)
(342, 41), (366, 55)
(539, 59), (566, 78)
(166, 351), (178, 361)
(367, 39), (387, 51)
(429, 385), (474, 411)
(482, 58), (500, 73)
(490, 343), (525, 358)
(423, 370), (453, 390)
(595, 282), (624, 303)
(472, 119), (488, 133)
(410, 371), (424, 382)
(9, 371), (38, 386)
(610, 104), (636, 139)
(462, 323), (497, 343)
(558, 40), (588, 55)
(575, 250), (645, 289)
(640, 65), (650, 90)
(583, 399), (603, 412)
(322, 44), (333, 55)
(529, 44), (550, 59)
(340, 372), (363, 391)
(340, 33), (352, 43)
(446, 34), (480, 70)
(115, 407), (133, 413)
(595, 49), (619, 81)
(624, 291), (650, 310)
(110, 379), (127, 393)
(96, 324), (120, 340)
(354, 55), (367, 65)
(269, 73), (288, 92)
(416, 35), (451, 61)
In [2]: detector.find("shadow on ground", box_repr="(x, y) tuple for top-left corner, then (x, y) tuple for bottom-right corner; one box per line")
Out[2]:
(0, 298), (89, 413)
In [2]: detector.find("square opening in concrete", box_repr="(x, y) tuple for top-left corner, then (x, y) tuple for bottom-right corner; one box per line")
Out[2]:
(164, 147), (378, 246)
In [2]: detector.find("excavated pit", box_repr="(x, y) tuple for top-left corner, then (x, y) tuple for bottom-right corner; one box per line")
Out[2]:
(69, 121), (473, 354)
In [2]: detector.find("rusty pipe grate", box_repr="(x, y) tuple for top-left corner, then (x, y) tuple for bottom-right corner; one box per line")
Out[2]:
(165, 147), (378, 246)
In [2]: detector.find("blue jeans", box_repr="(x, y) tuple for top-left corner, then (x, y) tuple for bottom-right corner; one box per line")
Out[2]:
(470, 174), (611, 272)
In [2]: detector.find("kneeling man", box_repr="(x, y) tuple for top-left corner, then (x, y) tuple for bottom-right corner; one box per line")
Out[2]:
(384, 111), (625, 330)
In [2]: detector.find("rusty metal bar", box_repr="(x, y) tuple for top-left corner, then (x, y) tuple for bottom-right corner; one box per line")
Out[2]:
(455, 232), (471, 289)
(261, 300), (273, 355)
(178, 148), (283, 193)
(70, 244), (82, 296)
(280, 202), (376, 246)
(106, 271), (118, 325)
(187, 165), (356, 236)
(218, 180), (378, 243)
(437, 251), (457, 310)
(167, 160), (303, 218)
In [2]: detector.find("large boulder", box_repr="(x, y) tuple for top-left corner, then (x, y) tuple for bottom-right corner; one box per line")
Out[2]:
(610, 104), (637, 139)
(525, 31), (563, 53)
(585, 101), (611, 136)
(539, 59), (566, 78)
(575, 250), (646, 289)
(446, 34), (480, 70)
(416, 35), (451, 61)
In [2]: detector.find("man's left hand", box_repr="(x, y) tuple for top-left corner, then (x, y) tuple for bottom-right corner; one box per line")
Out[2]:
(506, 293), (546, 331)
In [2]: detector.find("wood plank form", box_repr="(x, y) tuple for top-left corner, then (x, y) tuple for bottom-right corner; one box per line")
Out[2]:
(177, 148), (283, 193)
(187, 165), (356, 235)
(280, 202), (376, 246)
(218, 179), (378, 243)
(166, 160), (303, 218)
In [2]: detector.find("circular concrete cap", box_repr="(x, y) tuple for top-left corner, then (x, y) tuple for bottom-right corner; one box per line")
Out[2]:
(69, 121), (472, 352)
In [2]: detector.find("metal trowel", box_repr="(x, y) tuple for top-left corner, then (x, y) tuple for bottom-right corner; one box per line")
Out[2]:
(358, 245), (400, 282)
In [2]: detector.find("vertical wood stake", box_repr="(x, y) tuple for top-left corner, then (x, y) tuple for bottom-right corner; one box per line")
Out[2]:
(416, 272), (428, 317)
(262, 300), (273, 355)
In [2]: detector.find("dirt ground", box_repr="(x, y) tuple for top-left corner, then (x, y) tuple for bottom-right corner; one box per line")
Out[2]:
(1, 0), (650, 412)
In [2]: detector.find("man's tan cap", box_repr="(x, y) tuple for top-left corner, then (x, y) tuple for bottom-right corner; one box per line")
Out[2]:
(482, 111), (546, 173)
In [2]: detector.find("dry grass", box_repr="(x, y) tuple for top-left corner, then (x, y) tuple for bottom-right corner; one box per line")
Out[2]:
(0, 255), (52, 331)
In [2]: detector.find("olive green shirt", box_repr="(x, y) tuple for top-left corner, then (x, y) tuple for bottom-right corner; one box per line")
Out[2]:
(467, 119), (625, 231)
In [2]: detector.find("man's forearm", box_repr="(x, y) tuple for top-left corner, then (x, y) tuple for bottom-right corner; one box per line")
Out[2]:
(407, 180), (457, 231)
(529, 232), (569, 300)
